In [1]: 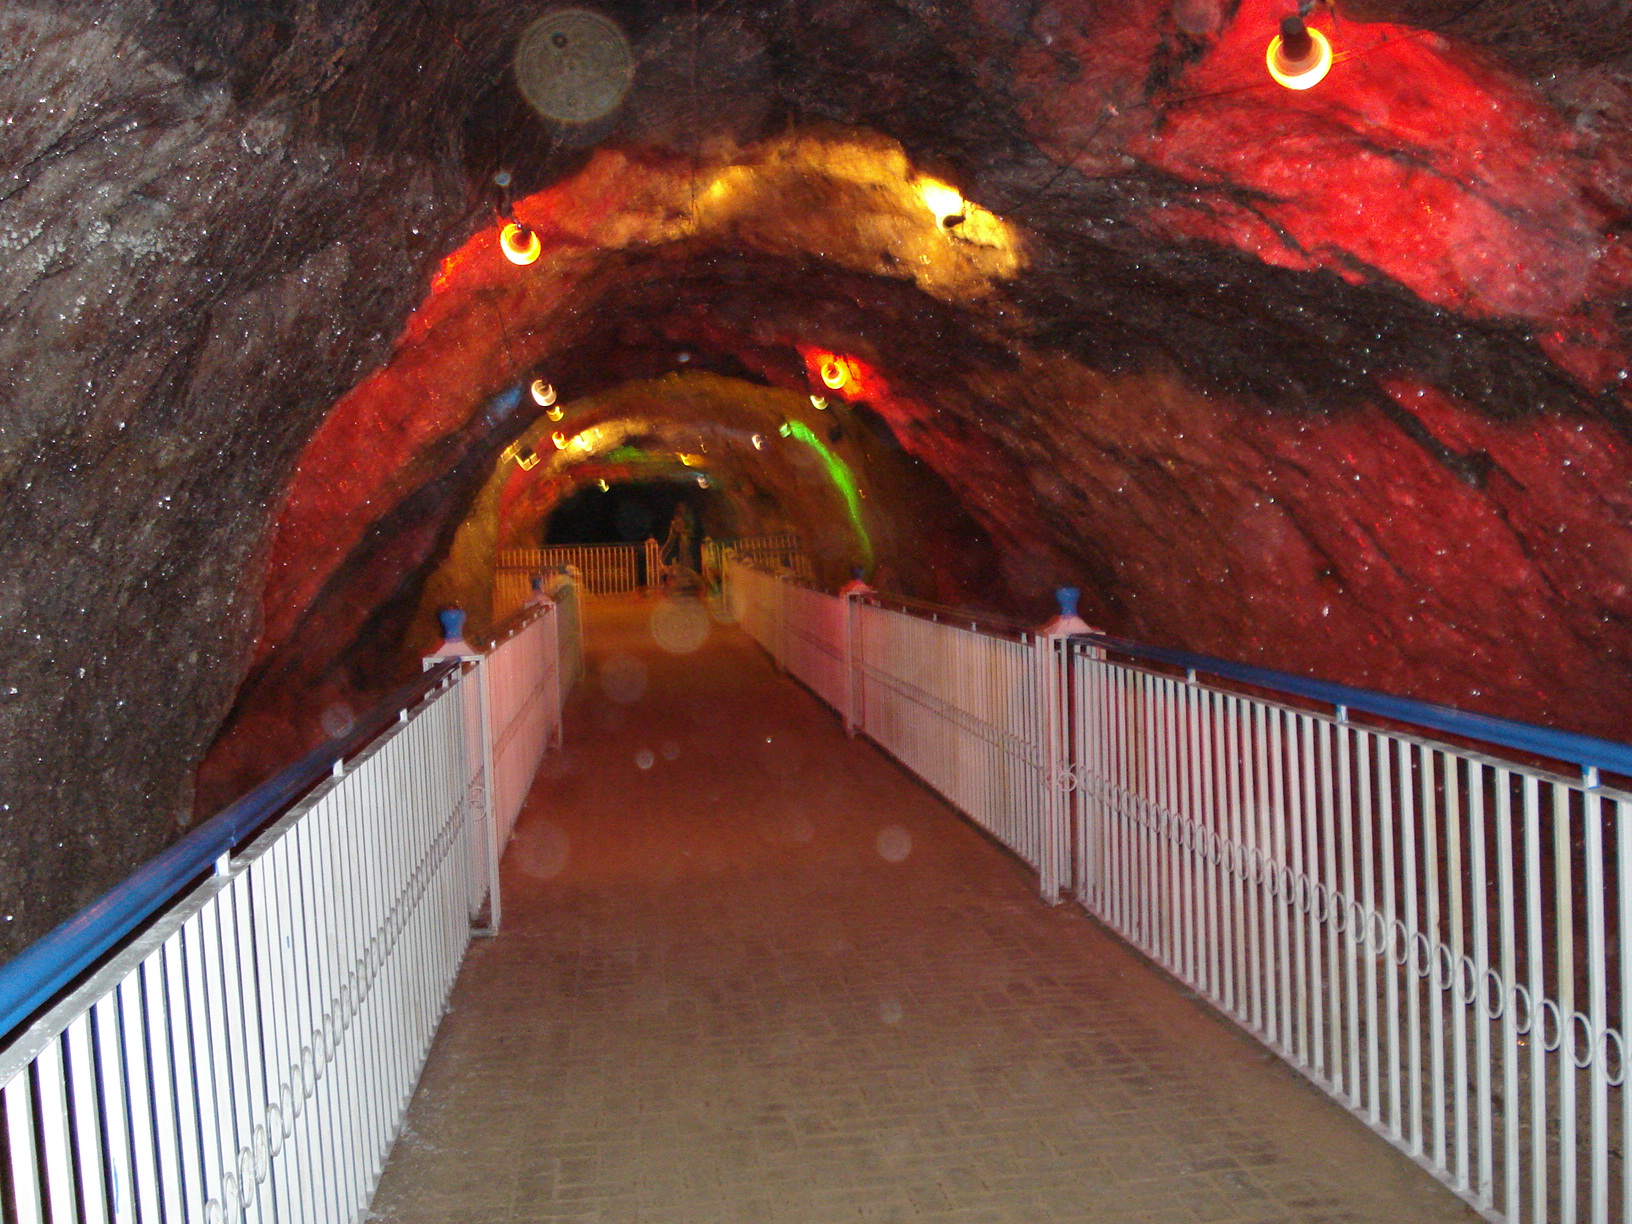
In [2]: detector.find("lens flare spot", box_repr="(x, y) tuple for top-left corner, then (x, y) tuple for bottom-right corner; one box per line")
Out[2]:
(599, 653), (647, 703)
(516, 823), (570, 879)
(876, 826), (912, 863)
(635, 748), (655, 770)
(649, 599), (711, 654)
(320, 703), (354, 738)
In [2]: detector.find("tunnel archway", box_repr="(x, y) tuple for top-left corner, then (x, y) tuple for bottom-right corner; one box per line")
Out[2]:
(1, 0), (1628, 953)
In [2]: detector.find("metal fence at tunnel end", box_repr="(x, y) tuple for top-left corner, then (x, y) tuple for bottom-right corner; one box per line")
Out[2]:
(719, 554), (1632, 1224)
(0, 579), (582, 1224)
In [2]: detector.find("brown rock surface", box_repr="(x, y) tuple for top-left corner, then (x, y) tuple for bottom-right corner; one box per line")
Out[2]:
(1, 0), (1628, 954)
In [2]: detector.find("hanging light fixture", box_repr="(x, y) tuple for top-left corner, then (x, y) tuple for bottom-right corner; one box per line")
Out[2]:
(500, 222), (542, 265)
(916, 179), (967, 230)
(530, 379), (557, 407)
(818, 357), (850, 390)
(1266, 14), (1331, 89)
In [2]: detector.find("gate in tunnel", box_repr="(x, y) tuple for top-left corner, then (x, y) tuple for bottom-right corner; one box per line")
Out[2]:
(721, 555), (1632, 1224)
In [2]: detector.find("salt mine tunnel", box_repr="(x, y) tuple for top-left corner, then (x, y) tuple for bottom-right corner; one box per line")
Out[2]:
(1, 0), (1630, 969)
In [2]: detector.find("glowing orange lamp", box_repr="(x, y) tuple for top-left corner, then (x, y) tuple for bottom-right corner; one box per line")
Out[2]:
(530, 379), (557, 407)
(551, 431), (567, 450)
(500, 222), (541, 265)
(818, 357), (850, 390)
(1267, 15), (1331, 90)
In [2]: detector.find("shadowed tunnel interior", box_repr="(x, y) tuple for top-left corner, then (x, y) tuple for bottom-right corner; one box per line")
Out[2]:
(1, 0), (1629, 956)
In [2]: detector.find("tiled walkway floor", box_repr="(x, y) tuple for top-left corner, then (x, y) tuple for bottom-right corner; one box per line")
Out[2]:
(368, 597), (1477, 1224)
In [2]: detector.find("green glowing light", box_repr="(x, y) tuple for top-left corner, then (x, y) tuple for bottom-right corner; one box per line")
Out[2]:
(780, 419), (873, 567)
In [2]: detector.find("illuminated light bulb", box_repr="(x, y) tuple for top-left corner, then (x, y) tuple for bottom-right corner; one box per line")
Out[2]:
(809, 395), (828, 410)
(1266, 16), (1331, 90)
(551, 431), (567, 449)
(778, 422), (792, 438)
(696, 475), (709, 488)
(530, 379), (557, 407)
(572, 433), (591, 452)
(597, 479), (609, 491)
(751, 433), (765, 450)
(546, 405), (564, 421)
(917, 179), (966, 229)
(500, 222), (541, 265)
(819, 358), (849, 390)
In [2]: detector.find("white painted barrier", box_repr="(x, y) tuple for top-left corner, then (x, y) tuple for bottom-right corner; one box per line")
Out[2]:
(721, 556), (1632, 1224)
(0, 592), (578, 1223)
(499, 545), (643, 595)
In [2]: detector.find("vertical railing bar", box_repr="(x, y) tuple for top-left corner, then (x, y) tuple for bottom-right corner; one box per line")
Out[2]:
(1319, 719), (1342, 1096)
(1447, 756), (1471, 1193)
(1553, 782), (1577, 1224)
(91, 993), (138, 1224)
(1379, 735), (1402, 1140)
(1421, 745), (1448, 1173)
(34, 1041), (77, 1224)
(1299, 713), (1321, 1078)
(3, 1068), (44, 1224)
(1228, 694), (1248, 1025)
(1521, 774), (1547, 1224)
(1496, 768), (1522, 1220)
(1582, 788), (1609, 1223)
(63, 1012), (111, 1223)
(1358, 731), (1381, 1124)
(1250, 701), (1269, 1039)
(1401, 737), (1424, 1156)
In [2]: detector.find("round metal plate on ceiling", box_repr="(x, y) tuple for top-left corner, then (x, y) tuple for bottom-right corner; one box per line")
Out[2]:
(512, 8), (635, 125)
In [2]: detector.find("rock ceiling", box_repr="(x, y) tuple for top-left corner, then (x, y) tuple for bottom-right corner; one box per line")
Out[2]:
(0, 0), (1627, 952)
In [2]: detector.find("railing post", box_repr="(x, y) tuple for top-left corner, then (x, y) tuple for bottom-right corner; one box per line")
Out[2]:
(543, 603), (563, 749)
(425, 607), (501, 935)
(839, 571), (872, 738)
(1037, 588), (1095, 906)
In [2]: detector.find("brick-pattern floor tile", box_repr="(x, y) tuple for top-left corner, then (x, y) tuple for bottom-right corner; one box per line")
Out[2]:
(367, 599), (1478, 1224)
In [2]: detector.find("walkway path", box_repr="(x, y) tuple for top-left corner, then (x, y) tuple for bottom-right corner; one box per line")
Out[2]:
(368, 597), (1477, 1224)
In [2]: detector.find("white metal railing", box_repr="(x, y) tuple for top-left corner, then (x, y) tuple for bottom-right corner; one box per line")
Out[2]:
(0, 595), (577, 1224)
(498, 545), (645, 595)
(705, 533), (811, 584)
(720, 556), (1632, 1224)
(1068, 652), (1629, 1224)
(724, 559), (1052, 881)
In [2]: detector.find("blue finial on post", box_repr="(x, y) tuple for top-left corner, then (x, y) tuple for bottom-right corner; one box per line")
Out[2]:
(423, 606), (479, 665)
(1041, 586), (1096, 639)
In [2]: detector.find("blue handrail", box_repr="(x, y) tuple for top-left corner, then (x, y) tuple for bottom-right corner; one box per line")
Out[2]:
(1076, 632), (1632, 780)
(0, 660), (463, 1048)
